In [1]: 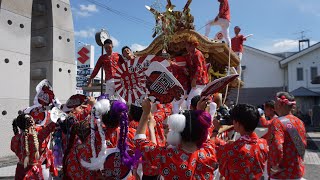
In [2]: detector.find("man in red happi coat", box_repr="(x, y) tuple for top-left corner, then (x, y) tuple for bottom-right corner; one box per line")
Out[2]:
(217, 104), (268, 180)
(267, 92), (306, 180)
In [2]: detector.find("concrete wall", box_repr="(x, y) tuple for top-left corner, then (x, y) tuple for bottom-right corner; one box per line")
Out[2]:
(287, 48), (320, 92)
(0, 0), (76, 158)
(0, 0), (33, 157)
(30, 0), (76, 103)
(241, 47), (284, 88)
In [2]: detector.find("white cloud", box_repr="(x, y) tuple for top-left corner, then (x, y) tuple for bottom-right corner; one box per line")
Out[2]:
(73, 4), (98, 17)
(130, 43), (147, 52)
(74, 28), (96, 38)
(110, 36), (120, 48)
(79, 4), (98, 12)
(75, 11), (91, 17)
(74, 28), (120, 48)
(258, 39), (317, 53)
(273, 39), (298, 51)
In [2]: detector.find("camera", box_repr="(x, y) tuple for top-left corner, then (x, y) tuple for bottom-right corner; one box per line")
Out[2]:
(216, 106), (232, 125)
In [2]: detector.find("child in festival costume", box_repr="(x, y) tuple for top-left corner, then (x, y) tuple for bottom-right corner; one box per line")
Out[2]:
(217, 104), (268, 180)
(267, 92), (306, 180)
(135, 98), (218, 179)
(11, 114), (57, 180)
(185, 36), (209, 109)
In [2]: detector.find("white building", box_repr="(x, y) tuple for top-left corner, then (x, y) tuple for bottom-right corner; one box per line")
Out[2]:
(229, 46), (285, 105)
(229, 43), (320, 114)
(280, 42), (320, 114)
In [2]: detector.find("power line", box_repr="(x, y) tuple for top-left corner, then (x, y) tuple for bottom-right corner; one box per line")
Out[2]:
(83, 0), (154, 28)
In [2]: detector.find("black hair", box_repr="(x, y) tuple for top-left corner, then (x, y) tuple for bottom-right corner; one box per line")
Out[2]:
(104, 39), (113, 45)
(264, 100), (275, 109)
(190, 95), (201, 110)
(12, 118), (19, 135)
(181, 110), (211, 148)
(230, 104), (260, 132)
(129, 104), (143, 122)
(59, 116), (77, 134)
(234, 26), (241, 31)
(102, 101), (127, 128)
(121, 46), (131, 54)
(16, 114), (33, 131)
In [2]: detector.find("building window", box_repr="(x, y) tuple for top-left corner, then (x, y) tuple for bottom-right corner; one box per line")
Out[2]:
(311, 67), (318, 81)
(297, 68), (303, 81)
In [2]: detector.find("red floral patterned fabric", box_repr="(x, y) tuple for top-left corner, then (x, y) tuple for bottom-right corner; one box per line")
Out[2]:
(135, 138), (218, 179)
(260, 117), (275, 140)
(217, 132), (268, 180)
(64, 127), (136, 179)
(186, 49), (209, 85)
(11, 122), (56, 179)
(267, 114), (306, 179)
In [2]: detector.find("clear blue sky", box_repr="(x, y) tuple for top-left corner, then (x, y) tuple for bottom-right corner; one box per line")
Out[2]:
(71, 0), (320, 58)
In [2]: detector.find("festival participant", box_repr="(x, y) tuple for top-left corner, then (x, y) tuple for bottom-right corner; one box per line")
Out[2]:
(260, 100), (277, 127)
(65, 100), (138, 179)
(205, 0), (231, 46)
(135, 98), (218, 179)
(62, 120), (91, 180)
(185, 36), (209, 109)
(129, 104), (167, 179)
(217, 104), (268, 180)
(121, 46), (135, 61)
(267, 92), (306, 180)
(231, 26), (247, 60)
(168, 58), (190, 114)
(11, 114), (57, 179)
(62, 95), (95, 122)
(260, 100), (278, 141)
(87, 39), (124, 87)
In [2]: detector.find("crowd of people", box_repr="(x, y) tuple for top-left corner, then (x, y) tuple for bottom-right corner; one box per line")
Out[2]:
(10, 1), (306, 179)
(10, 38), (307, 180)
(11, 86), (307, 180)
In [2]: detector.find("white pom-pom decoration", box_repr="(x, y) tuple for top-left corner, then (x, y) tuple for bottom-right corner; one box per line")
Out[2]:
(93, 99), (110, 117)
(93, 101), (102, 117)
(99, 99), (111, 115)
(167, 131), (182, 146)
(167, 114), (186, 133)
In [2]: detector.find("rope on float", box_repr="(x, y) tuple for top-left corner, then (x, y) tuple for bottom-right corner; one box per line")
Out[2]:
(222, 44), (231, 105)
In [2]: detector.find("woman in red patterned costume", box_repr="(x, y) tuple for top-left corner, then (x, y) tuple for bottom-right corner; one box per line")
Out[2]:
(135, 98), (218, 179)
(64, 100), (139, 179)
(11, 113), (56, 180)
